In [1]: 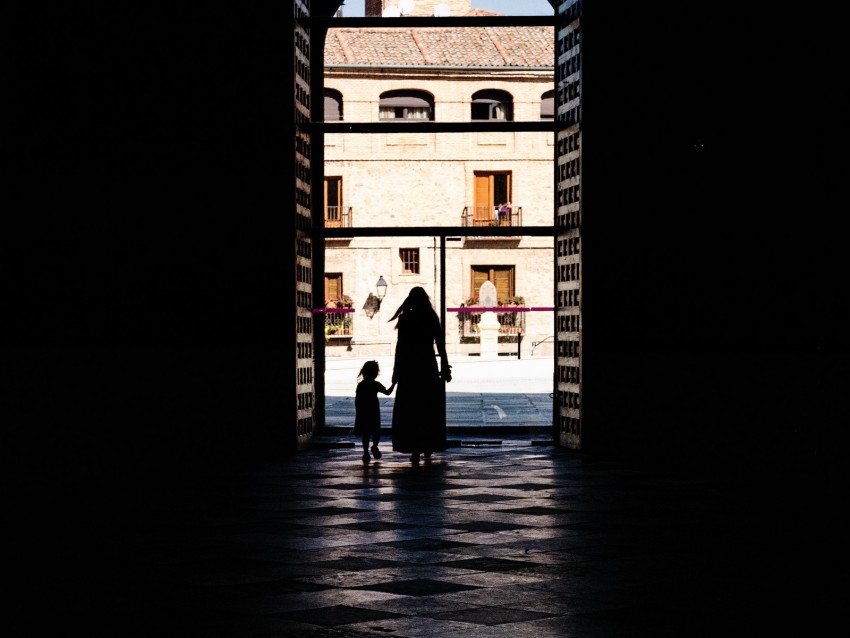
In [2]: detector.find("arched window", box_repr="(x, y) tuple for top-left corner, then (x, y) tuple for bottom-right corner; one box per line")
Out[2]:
(471, 89), (513, 121)
(379, 90), (434, 120)
(324, 88), (343, 121)
(540, 89), (555, 120)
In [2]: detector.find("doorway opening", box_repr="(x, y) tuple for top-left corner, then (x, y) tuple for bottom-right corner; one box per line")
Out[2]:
(312, 1), (576, 449)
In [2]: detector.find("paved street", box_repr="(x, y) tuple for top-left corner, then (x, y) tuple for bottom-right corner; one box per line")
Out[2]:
(323, 355), (555, 438)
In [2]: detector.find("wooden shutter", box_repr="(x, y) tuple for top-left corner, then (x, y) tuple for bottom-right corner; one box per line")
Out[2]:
(325, 274), (342, 301)
(472, 268), (489, 299)
(474, 174), (493, 225)
(492, 268), (513, 300)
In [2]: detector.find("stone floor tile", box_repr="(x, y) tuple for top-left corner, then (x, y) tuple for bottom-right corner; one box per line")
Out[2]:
(32, 439), (845, 637)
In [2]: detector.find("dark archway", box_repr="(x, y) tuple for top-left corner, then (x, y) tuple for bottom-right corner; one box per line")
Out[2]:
(12, 0), (844, 517)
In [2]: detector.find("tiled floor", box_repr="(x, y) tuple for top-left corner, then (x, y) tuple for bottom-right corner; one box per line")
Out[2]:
(31, 438), (845, 637)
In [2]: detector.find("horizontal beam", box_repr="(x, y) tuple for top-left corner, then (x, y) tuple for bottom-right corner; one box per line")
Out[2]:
(305, 16), (559, 30)
(446, 307), (555, 312)
(317, 121), (556, 134)
(316, 226), (555, 238)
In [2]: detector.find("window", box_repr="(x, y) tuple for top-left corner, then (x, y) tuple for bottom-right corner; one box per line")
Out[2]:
(399, 248), (420, 274)
(473, 171), (512, 226)
(325, 273), (344, 304)
(379, 90), (434, 120)
(324, 89), (343, 121)
(471, 89), (513, 121)
(471, 266), (515, 302)
(324, 177), (344, 227)
(540, 89), (554, 120)
(324, 273), (352, 338)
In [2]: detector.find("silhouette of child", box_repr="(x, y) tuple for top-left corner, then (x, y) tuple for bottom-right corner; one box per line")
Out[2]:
(353, 360), (395, 464)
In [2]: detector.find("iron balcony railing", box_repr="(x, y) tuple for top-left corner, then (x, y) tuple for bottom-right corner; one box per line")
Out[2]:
(461, 205), (522, 228)
(325, 206), (353, 228)
(316, 306), (354, 343)
(451, 306), (526, 340)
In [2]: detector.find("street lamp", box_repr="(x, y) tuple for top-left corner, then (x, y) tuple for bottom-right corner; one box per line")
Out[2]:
(364, 276), (389, 320)
(376, 276), (387, 306)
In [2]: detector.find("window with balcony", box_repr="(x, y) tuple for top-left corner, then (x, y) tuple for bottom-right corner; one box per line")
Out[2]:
(472, 171), (512, 226)
(459, 266), (525, 339)
(400, 248), (420, 274)
(379, 90), (434, 120)
(471, 89), (513, 121)
(324, 88), (343, 121)
(324, 273), (353, 340)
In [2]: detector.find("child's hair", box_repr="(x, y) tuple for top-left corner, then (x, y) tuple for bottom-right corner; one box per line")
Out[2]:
(358, 360), (380, 382)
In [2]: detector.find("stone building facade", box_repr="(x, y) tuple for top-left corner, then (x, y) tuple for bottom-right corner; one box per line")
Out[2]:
(365, 0), (476, 18)
(323, 2), (555, 359)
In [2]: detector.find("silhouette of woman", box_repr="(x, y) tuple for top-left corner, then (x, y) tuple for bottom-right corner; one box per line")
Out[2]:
(388, 286), (452, 464)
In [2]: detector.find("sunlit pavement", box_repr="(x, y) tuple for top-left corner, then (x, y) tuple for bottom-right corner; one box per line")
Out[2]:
(322, 355), (556, 443)
(324, 355), (554, 396)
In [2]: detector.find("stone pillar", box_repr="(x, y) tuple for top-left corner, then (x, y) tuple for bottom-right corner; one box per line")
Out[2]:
(478, 312), (500, 360)
(477, 280), (500, 360)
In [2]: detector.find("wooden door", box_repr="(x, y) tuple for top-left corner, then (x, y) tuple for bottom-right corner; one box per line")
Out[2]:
(554, 1), (583, 450)
(471, 266), (514, 303)
(473, 174), (493, 226)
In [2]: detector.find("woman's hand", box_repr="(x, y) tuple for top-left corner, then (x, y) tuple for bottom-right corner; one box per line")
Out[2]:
(441, 365), (452, 383)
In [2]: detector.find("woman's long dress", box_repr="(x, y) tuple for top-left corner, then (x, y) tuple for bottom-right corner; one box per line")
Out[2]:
(391, 313), (447, 454)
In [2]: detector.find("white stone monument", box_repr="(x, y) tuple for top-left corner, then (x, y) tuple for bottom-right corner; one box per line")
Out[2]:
(477, 280), (500, 360)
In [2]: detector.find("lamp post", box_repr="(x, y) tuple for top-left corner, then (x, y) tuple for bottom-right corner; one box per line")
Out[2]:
(365, 276), (389, 322)
(376, 276), (387, 308)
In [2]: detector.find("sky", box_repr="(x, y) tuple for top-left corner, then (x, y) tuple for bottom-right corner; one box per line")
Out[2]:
(337, 0), (554, 17)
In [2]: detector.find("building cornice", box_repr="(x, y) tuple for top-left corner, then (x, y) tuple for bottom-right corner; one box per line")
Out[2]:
(325, 65), (553, 72)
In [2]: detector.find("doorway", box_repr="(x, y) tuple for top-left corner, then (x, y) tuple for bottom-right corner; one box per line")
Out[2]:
(312, 3), (578, 451)
(320, 230), (555, 440)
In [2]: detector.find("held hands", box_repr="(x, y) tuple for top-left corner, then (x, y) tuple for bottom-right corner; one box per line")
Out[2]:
(441, 364), (452, 383)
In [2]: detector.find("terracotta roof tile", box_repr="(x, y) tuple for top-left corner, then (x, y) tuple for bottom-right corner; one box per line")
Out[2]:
(325, 26), (553, 67)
